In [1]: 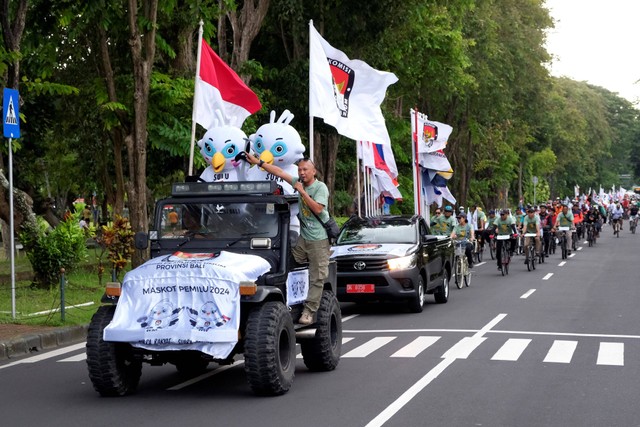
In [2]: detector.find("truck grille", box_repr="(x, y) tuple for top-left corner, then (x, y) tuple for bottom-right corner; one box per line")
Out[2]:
(336, 258), (388, 272)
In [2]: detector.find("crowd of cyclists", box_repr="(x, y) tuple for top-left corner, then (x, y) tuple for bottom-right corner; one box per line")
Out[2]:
(430, 194), (640, 274)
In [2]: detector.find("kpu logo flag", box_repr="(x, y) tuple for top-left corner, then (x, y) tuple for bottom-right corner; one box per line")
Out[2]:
(309, 23), (398, 146)
(193, 39), (261, 129)
(419, 149), (452, 172)
(411, 110), (453, 153)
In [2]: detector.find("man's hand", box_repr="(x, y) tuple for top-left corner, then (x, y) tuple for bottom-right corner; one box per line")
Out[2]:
(293, 181), (304, 193)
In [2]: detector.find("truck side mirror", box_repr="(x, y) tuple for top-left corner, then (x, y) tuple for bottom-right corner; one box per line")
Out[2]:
(134, 231), (148, 250)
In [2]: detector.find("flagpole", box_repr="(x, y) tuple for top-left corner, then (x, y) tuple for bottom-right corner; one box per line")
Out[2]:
(356, 142), (362, 217)
(308, 20), (315, 162)
(188, 20), (204, 177)
(412, 108), (422, 216)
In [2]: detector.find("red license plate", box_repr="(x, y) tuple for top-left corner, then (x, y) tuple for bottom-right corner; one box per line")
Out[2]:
(346, 284), (375, 293)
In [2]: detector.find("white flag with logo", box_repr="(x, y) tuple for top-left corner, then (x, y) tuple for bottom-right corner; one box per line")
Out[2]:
(309, 23), (398, 146)
(411, 109), (453, 153)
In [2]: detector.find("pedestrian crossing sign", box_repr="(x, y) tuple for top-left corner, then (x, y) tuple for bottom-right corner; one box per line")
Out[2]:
(3, 88), (20, 138)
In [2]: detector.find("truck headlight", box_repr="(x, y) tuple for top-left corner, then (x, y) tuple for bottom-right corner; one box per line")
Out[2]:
(387, 254), (417, 270)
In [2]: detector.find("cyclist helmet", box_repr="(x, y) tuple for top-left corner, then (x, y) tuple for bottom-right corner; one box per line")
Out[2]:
(500, 209), (509, 215)
(489, 209), (496, 215)
(527, 206), (535, 213)
(444, 205), (453, 213)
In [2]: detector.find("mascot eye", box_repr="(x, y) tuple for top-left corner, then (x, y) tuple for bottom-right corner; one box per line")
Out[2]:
(204, 142), (215, 156)
(222, 143), (238, 158)
(271, 142), (288, 157)
(254, 137), (264, 153)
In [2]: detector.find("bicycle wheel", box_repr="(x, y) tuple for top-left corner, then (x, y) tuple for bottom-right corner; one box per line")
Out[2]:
(561, 237), (567, 260)
(464, 263), (471, 287)
(532, 248), (536, 270)
(489, 240), (495, 260)
(526, 246), (533, 271)
(475, 244), (483, 263)
(455, 257), (464, 289)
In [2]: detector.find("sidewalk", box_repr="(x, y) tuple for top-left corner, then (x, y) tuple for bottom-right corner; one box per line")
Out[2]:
(0, 323), (88, 361)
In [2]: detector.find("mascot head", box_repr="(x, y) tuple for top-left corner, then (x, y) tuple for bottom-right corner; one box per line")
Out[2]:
(197, 110), (248, 174)
(250, 110), (305, 168)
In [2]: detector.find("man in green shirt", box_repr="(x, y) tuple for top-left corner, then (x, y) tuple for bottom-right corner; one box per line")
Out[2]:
(522, 206), (541, 262)
(554, 203), (574, 256)
(492, 209), (517, 270)
(431, 205), (456, 236)
(245, 153), (329, 325)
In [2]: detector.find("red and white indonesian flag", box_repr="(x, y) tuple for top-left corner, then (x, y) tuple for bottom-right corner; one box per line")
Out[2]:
(193, 39), (261, 129)
(410, 109), (453, 153)
(309, 23), (398, 146)
(358, 141), (402, 200)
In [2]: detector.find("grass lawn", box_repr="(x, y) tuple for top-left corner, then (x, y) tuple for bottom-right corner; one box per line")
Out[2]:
(0, 247), (124, 327)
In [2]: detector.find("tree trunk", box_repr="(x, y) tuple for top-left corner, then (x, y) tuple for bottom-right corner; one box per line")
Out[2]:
(219, 0), (270, 83)
(127, 0), (158, 267)
(0, 170), (38, 245)
(0, 0), (27, 89)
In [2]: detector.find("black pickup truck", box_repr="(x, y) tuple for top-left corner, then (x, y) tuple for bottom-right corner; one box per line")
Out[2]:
(331, 215), (454, 312)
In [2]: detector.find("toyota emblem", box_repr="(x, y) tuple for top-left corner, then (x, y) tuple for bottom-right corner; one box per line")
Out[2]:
(353, 261), (366, 271)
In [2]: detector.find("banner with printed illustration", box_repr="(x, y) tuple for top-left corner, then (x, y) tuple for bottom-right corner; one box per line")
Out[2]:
(104, 251), (271, 358)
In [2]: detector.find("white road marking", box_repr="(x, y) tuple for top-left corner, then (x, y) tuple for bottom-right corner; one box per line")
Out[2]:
(491, 338), (532, 361)
(543, 340), (578, 363)
(597, 342), (624, 366)
(167, 362), (244, 391)
(342, 337), (396, 358)
(298, 336), (354, 359)
(558, 261), (566, 267)
(583, 241), (588, 244)
(441, 337), (487, 359)
(345, 328), (640, 340)
(577, 247), (583, 251)
(520, 289), (536, 299)
(391, 336), (440, 358)
(365, 314), (506, 427)
(58, 353), (86, 363)
(569, 253), (576, 258)
(341, 314), (359, 322)
(542, 273), (553, 280)
(0, 342), (86, 370)
(475, 261), (486, 267)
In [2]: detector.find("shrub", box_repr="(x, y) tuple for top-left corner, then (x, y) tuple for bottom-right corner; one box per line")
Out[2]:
(21, 216), (88, 288)
(96, 215), (135, 281)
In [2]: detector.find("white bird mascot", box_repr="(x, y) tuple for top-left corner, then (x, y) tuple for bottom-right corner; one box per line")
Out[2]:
(197, 110), (249, 182)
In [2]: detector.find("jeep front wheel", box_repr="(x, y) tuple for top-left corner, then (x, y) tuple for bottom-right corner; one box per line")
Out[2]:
(244, 301), (296, 395)
(86, 305), (142, 396)
(300, 291), (342, 371)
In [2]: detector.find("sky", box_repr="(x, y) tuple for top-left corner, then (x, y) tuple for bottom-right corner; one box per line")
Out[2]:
(544, 0), (640, 105)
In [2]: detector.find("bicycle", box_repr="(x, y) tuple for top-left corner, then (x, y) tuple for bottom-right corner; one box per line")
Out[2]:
(571, 230), (578, 251)
(454, 240), (472, 288)
(515, 233), (524, 256)
(523, 233), (537, 271)
(586, 223), (595, 247)
(473, 237), (483, 263)
(612, 218), (621, 237)
(496, 234), (511, 275)
(557, 226), (570, 260)
(549, 231), (557, 255)
(630, 217), (637, 234)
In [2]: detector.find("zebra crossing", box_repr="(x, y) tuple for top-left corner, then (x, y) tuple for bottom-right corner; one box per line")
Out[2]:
(44, 334), (628, 367)
(337, 335), (628, 366)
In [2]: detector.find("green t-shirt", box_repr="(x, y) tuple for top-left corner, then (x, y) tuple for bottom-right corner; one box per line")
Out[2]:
(515, 214), (525, 226)
(556, 211), (574, 227)
(475, 211), (487, 229)
(452, 223), (472, 240)
(493, 216), (515, 236)
(432, 214), (456, 236)
(522, 215), (540, 234)
(486, 215), (497, 228)
(292, 177), (330, 241)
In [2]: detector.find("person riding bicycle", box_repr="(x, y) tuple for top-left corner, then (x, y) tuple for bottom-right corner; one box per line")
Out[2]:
(472, 204), (487, 249)
(431, 205), (456, 236)
(572, 204), (584, 241)
(451, 213), (475, 268)
(538, 204), (553, 255)
(492, 209), (517, 271)
(553, 203), (574, 255)
(611, 201), (624, 233)
(629, 203), (638, 229)
(522, 206), (542, 263)
(583, 207), (600, 240)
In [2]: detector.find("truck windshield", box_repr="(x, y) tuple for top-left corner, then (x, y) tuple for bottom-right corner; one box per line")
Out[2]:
(158, 202), (279, 240)
(337, 219), (416, 244)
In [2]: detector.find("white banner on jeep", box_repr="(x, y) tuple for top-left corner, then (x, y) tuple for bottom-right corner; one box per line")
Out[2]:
(103, 251), (271, 358)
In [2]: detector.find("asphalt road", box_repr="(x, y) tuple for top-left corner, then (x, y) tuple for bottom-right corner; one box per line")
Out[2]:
(1, 223), (639, 427)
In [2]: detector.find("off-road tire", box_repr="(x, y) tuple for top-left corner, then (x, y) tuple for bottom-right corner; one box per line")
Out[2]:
(434, 269), (450, 304)
(244, 301), (296, 395)
(407, 276), (426, 313)
(86, 305), (142, 397)
(300, 291), (342, 371)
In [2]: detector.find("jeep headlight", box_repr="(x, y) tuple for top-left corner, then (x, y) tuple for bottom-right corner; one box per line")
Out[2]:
(387, 254), (417, 270)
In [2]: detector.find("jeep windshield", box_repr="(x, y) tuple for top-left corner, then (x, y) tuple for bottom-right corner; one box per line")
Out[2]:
(158, 202), (279, 240)
(336, 217), (416, 244)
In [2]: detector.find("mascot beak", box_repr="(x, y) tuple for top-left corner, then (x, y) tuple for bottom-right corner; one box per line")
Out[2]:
(212, 152), (226, 173)
(259, 151), (274, 169)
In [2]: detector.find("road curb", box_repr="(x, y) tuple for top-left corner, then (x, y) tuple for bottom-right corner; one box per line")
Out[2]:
(0, 325), (88, 361)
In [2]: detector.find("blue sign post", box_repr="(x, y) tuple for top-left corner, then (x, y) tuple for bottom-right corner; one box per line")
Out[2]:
(3, 88), (20, 138)
(3, 87), (20, 319)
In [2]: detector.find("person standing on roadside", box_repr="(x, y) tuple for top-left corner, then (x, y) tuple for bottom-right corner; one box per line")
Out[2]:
(243, 152), (330, 326)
